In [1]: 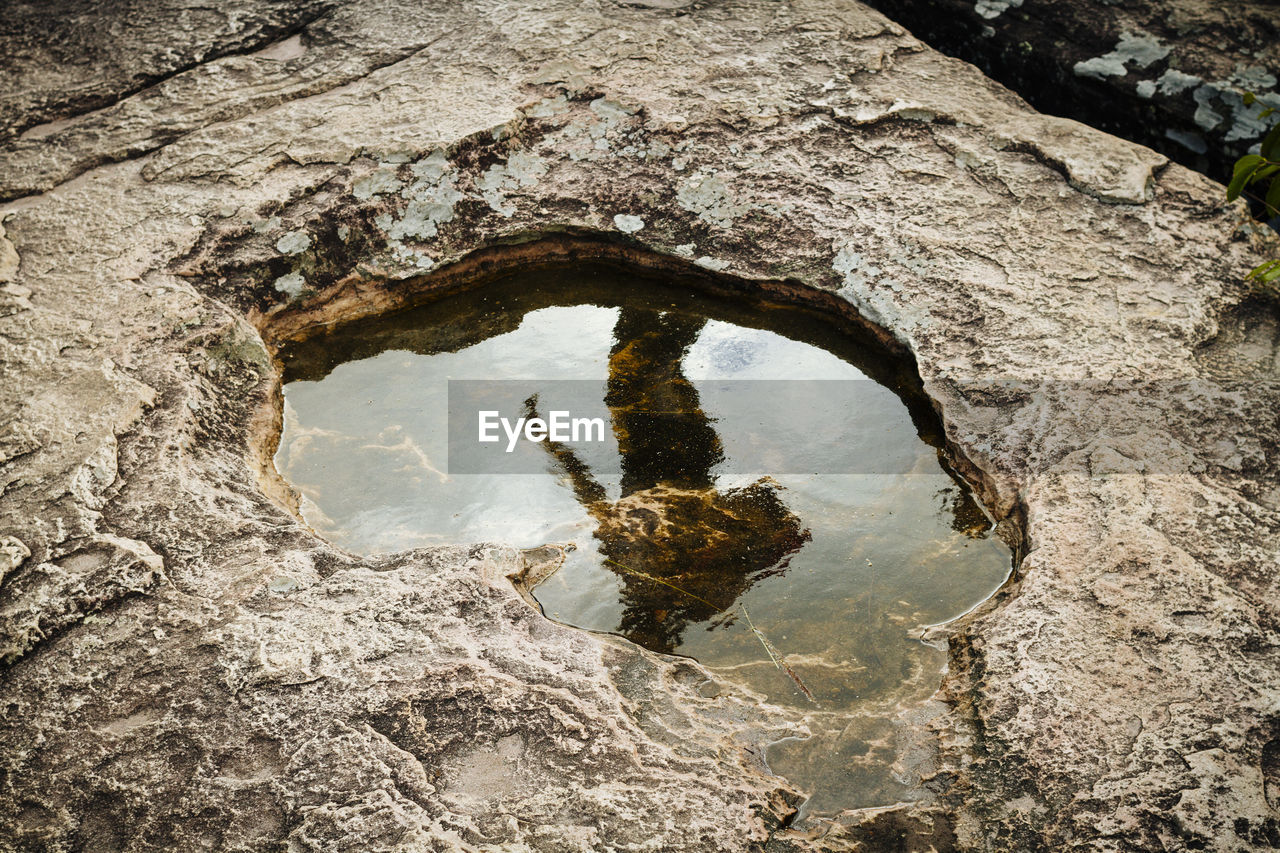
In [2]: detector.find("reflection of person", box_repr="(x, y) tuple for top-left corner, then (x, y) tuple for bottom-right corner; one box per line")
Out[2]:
(529, 307), (810, 654)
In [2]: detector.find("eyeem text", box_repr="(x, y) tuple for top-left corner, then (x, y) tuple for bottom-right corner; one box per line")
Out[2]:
(478, 410), (607, 452)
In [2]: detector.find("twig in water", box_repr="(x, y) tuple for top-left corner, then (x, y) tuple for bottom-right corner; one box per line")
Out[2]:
(601, 556), (817, 704)
(602, 557), (723, 612)
(739, 604), (816, 704)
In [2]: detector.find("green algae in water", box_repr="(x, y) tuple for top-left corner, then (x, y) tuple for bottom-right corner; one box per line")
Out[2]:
(274, 262), (1012, 817)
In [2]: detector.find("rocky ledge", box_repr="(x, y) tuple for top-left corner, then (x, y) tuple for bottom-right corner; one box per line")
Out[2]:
(1, 1), (1278, 850)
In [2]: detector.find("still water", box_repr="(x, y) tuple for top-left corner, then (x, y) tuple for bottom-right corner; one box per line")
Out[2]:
(275, 263), (1011, 816)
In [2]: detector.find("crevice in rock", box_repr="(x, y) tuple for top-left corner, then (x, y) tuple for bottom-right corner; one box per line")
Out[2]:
(0, 30), (455, 204)
(0, 3), (337, 144)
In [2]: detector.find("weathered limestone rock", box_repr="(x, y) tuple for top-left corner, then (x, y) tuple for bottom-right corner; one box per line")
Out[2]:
(857, 0), (1280, 181)
(0, 1), (1277, 850)
(0, 1), (335, 137)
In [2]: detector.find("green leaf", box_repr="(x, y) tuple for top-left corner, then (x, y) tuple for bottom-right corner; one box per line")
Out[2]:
(1246, 259), (1280, 281)
(1245, 92), (1258, 106)
(1254, 164), (1280, 182)
(1263, 107), (1277, 119)
(1234, 154), (1264, 175)
(1228, 156), (1263, 201)
(1267, 178), (1280, 218)
(1262, 124), (1280, 161)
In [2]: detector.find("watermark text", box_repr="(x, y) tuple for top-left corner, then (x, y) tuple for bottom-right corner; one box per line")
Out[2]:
(478, 410), (607, 452)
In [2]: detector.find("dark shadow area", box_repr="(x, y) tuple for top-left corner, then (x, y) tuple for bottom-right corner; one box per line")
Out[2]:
(858, 0), (1278, 184)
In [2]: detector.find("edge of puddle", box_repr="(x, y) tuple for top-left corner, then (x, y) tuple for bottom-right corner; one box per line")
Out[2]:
(244, 231), (1032, 820)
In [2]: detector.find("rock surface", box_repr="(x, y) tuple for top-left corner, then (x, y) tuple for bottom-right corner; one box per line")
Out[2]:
(857, 0), (1280, 182)
(0, 0), (1278, 851)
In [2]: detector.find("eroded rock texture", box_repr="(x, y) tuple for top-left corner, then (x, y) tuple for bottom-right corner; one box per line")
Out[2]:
(858, 0), (1280, 181)
(0, 1), (1277, 851)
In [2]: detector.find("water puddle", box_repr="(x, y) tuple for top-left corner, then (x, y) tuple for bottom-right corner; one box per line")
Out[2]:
(274, 261), (1012, 817)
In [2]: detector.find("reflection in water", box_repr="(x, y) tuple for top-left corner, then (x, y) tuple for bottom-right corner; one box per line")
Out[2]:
(530, 307), (809, 654)
(274, 262), (1012, 817)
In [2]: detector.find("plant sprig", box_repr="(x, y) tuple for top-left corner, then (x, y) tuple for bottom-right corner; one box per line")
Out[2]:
(1230, 95), (1280, 285)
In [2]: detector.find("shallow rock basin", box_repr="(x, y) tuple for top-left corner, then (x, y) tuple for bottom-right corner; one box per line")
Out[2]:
(274, 261), (1012, 816)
